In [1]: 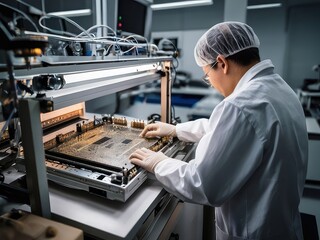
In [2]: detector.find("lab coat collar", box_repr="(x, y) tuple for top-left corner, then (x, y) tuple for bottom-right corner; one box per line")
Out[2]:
(232, 59), (274, 95)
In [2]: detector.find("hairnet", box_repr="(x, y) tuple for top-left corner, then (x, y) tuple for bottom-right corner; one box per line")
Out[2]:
(194, 21), (260, 67)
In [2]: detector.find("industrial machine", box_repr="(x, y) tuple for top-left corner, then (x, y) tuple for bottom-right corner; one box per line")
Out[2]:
(0, 51), (196, 238)
(41, 104), (193, 202)
(0, 2), (193, 238)
(0, 54), (186, 195)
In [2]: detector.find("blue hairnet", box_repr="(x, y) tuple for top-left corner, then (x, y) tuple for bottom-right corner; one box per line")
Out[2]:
(194, 22), (260, 67)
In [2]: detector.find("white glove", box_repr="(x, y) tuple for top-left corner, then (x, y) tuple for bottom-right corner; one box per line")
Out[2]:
(139, 122), (176, 138)
(129, 148), (168, 173)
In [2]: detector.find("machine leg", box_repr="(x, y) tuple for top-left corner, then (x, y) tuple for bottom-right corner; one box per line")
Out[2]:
(19, 99), (51, 218)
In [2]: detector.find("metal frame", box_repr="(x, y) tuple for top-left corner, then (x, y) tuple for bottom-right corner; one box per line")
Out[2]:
(161, 60), (172, 123)
(19, 99), (51, 218)
(15, 56), (173, 217)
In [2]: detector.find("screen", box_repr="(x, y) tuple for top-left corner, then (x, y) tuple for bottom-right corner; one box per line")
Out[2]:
(117, 0), (147, 37)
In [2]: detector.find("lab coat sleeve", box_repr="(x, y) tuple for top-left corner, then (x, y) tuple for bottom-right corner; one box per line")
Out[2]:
(154, 101), (264, 206)
(176, 118), (210, 142)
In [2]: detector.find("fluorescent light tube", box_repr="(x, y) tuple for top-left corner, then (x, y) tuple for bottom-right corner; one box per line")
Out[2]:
(48, 9), (92, 17)
(247, 3), (282, 10)
(63, 64), (158, 84)
(151, 0), (213, 10)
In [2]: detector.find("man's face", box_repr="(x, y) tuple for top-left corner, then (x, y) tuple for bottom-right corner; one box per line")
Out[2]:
(202, 63), (225, 96)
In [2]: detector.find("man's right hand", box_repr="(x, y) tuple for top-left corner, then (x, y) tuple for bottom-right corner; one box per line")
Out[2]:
(140, 122), (176, 138)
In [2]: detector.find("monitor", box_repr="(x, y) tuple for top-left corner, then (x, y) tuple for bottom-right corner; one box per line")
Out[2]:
(116, 0), (152, 40)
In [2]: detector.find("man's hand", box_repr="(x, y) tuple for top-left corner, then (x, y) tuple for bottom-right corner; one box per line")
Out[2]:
(129, 148), (168, 173)
(140, 122), (176, 138)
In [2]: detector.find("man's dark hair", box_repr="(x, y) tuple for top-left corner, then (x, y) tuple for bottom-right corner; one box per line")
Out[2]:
(226, 47), (260, 66)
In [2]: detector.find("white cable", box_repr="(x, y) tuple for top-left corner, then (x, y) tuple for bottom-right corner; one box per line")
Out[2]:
(0, 2), (158, 56)
(122, 34), (148, 44)
(39, 14), (93, 39)
(38, 15), (77, 37)
(158, 38), (178, 51)
(121, 46), (137, 55)
(76, 24), (117, 39)
(0, 2), (39, 32)
(38, 18), (76, 37)
(25, 31), (155, 48)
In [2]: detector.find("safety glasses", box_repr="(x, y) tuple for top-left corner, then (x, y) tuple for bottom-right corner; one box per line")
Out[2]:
(201, 61), (218, 85)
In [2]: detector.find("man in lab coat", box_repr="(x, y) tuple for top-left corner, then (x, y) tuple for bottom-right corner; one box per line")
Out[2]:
(129, 22), (308, 240)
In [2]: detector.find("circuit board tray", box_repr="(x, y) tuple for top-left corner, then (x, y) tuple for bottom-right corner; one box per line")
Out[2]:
(43, 118), (176, 202)
(46, 123), (158, 171)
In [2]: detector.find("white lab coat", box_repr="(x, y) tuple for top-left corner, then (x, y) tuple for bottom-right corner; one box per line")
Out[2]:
(154, 60), (308, 240)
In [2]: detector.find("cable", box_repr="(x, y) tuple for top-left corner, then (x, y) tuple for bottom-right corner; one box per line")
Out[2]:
(16, 0), (40, 11)
(41, 0), (45, 13)
(173, 57), (179, 69)
(76, 24), (117, 39)
(119, 36), (138, 55)
(121, 34), (149, 55)
(23, 13), (157, 57)
(39, 14), (93, 38)
(0, 108), (16, 142)
(0, 2), (39, 32)
(25, 31), (154, 48)
(1, 1), (156, 56)
(157, 38), (178, 52)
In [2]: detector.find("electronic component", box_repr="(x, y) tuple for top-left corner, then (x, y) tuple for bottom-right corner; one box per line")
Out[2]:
(43, 116), (176, 202)
(66, 42), (84, 56)
(32, 74), (66, 92)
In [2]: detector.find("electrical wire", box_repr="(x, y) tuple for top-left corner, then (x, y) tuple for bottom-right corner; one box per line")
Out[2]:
(2, 2), (158, 58)
(39, 13), (153, 56)
(0, 2), (39, 32)
(76, 24), (117, 39)
(157, 38), (178, 52)
(25, 31), (155, 49)
(173, 57), (179, 69)
(39, 14), (93, 38)
(1, 1), (158, 57)
(16, 0), (39, 10)
(28, 9), (158, 57)
(0, 108), (16, 142)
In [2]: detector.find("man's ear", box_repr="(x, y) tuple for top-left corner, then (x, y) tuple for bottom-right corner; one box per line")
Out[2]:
(217, 55), (228, 74)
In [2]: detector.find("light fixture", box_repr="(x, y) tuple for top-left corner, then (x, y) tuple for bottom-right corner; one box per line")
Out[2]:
(47, 9), (92, 17)
(63, 64), (158, 84)
(151, 0), (213, 11)
(247, 3), (282, 10)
